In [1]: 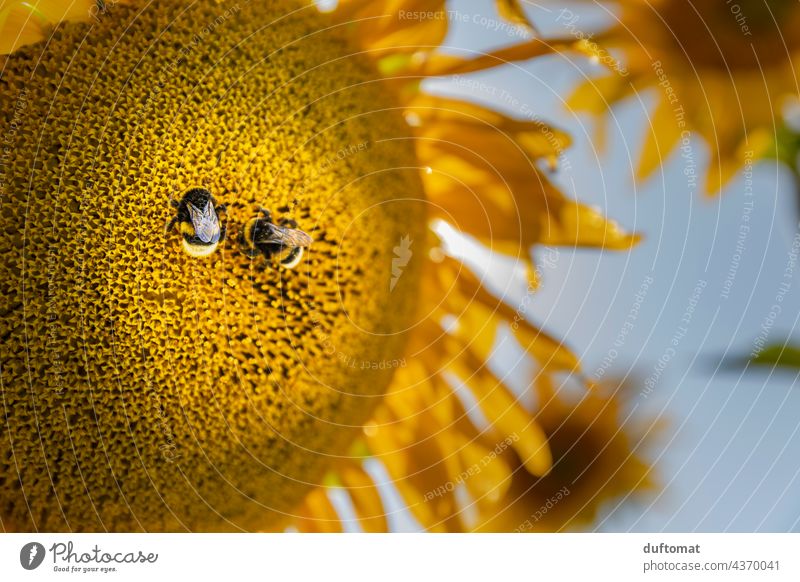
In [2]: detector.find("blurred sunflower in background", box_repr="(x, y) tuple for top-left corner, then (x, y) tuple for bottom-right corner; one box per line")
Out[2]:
(0, 0), (654, 533)
(565, 1), (800, 371)
(474, 376), (656, 532)
(567, 0), (800, 194)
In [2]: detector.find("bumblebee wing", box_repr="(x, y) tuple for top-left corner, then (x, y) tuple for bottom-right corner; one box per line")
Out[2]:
(254, 223), (313, 247)
(188, 201), (221, 243)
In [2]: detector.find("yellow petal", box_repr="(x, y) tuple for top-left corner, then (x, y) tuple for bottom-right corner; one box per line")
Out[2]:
(449, 357), (552, 476)
(567, 75), (629, 115)
(540, 200), (641, 250)
(0, 0), (138, 54)
(411, 94), (572, 159)
(637, 97), (684, 179)
(495, 0), (537, 32)
(413, 37), (578, 76)
(367, 415), (458, 531)
(293, 488), (343, 533)
(0, 2), (47, 54)
(419, 141), (549, 249)
(704, 152), (745, 197)
(340, 464), (388, 533)
(456, 436), (513, 505)
(336, 0), (448, 56)
(439, 257), (580, 372)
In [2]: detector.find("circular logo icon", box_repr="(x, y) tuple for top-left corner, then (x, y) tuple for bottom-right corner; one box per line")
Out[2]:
(20, 542), (46, 570)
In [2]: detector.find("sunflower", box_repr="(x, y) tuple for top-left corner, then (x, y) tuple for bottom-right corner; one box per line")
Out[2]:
(0, 0), (645, 532)
(567, 0), (800, 194)
(473, 376), (657, 532)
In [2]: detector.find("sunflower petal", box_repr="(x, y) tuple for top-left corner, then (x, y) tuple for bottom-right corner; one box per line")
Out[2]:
(293, 487), (343, 533)
(409, 95), (636, 256)
(496, 0), (536, 32)
(340, 464), (388, 533)
(637, 97), (684, 179)
(413, 37), (579, 76)
(567, 74), (634, 115)
(0, 0), (137, 55)
(367, 413), (457, 531)
(449, 356), (552, 475)
(335, 0), (448, 55)
(0, 2), (48, 55)
(540, 200), (641, 250)
(456, 437), (513, 505)
(433, 256), (580, 372)
(411, 94), (572, 160)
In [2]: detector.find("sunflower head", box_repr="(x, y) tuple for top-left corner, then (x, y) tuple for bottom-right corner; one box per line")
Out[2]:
(474, 377), (657, 532)
(0, 0), (426, 531)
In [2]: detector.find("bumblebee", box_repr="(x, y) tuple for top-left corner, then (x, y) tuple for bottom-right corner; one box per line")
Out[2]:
(241, 209), (313, 268)
(167, 188), (227, 257)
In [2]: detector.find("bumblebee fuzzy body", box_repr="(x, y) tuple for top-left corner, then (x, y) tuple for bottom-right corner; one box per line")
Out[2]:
(167, 188), (226, 257)
(242, 209), (313, 268)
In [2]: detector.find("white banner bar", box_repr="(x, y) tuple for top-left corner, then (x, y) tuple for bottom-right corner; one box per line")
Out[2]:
(1, 533), (797, 581)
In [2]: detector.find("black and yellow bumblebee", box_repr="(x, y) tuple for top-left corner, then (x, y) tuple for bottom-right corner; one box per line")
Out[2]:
(241, 208), (313, 268)
(167, 188), (227, 257)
